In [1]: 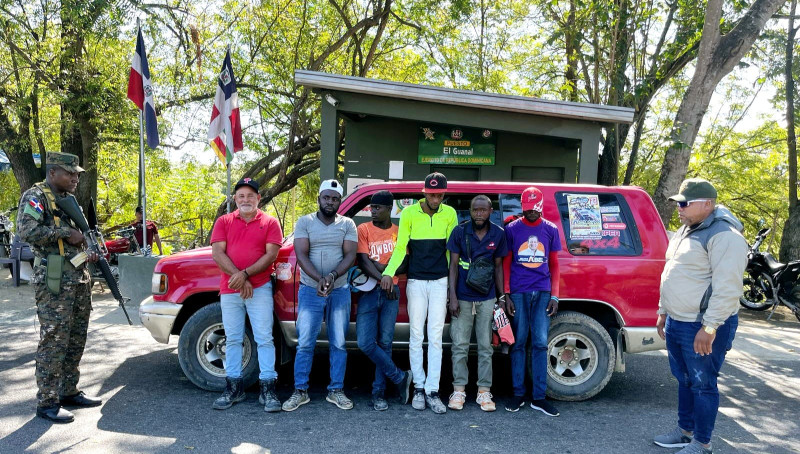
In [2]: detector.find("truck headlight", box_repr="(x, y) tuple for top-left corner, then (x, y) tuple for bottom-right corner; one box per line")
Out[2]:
(152, 273), (168, 295)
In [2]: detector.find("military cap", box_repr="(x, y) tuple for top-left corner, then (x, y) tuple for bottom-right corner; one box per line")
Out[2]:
(47, 152), (85, 173)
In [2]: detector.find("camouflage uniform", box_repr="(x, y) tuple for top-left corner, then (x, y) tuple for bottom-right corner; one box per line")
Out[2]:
(16, 152), (92, 409)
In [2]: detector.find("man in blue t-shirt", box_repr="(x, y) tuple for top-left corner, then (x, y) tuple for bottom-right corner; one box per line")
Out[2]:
(446, 195), (508, 412)
(503, 186), (561, 417)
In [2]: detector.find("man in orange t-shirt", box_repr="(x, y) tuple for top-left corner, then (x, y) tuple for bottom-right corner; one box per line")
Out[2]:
(356, 191), (413, 411)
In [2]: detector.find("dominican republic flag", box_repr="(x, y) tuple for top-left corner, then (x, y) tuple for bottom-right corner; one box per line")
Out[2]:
(127, 28), (159, 149)
(208, 50), (243, 165)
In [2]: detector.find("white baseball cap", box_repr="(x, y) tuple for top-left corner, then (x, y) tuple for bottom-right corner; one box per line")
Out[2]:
(319, 179), (344, 196)
(348, 267), (377, 292)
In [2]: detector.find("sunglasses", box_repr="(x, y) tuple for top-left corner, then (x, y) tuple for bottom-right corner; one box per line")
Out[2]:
(676, 199), (711, 208)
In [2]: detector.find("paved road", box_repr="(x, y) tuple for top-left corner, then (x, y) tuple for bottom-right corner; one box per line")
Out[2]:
(1, 270), (799, 453)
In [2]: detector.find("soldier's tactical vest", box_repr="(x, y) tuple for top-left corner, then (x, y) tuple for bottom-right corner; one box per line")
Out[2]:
(33, 182), (89, 292)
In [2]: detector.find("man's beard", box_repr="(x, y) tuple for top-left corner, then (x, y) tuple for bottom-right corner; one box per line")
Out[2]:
(471, 219), (487, 230)
(238, 204), (256, 215)
(319, 204), (336, 217)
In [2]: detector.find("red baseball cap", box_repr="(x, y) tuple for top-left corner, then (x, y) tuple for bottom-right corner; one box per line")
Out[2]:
(521, 187), (544, 212)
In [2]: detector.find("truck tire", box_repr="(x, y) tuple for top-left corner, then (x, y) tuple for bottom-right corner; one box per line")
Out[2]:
(545, 311), (615, 402)
(177, 302), (259, 391)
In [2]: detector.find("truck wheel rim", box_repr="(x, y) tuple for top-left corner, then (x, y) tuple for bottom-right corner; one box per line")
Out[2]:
(196, 323), (252, 378)
(548, 332), (598, 386)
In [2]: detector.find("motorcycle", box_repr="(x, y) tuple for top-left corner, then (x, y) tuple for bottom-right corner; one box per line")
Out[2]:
(740, 228), (800, 322)
(0, 210), (11, 265)
(104, 226), (142, 265)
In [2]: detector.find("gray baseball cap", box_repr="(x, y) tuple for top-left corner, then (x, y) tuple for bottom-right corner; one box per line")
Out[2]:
(668, 178), (717, 202)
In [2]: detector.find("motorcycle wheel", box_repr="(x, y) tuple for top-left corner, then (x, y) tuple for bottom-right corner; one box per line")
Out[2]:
(740, 274), (773, 311)
(0, 232), (9, 269)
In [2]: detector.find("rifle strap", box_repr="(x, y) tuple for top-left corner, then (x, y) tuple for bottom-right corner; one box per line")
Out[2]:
(35, 182), (65, 256)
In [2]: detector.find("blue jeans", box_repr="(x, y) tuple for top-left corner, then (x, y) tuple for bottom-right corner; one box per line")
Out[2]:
(357, 285), (404, 396)
(220, 282), (276, 381)
(293, 284), (351, 391)
(509, 290), (551, 400)
(665, 314), (738, 445)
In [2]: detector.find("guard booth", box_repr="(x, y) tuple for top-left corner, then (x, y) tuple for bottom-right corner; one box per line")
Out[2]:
(294, 70), (634, 192)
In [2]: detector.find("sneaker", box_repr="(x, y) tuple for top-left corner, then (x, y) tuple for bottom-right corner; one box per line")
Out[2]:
(654, 427), (693, 448)
(259, 379), (282, 413)
(281, 389), (310, 412)
(676, 440), (713, 454)
(425, 392), (447, 414)
(212, 378), (246, 410)
(476, 391), (496, 412)
(397, 371), (413, 405)
(530, 399), (559, 417)
(411, 388), (426, 410)
(448, 390), (466, 410)
(504, 395), (525, 412)
(326, 389), (354, 410)
(372, 394), (389, 411)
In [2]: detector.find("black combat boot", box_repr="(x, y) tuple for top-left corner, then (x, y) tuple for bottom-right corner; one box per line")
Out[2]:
(212, 378), (246, 410)
(259, 379), (282, 413)
(60, 391), (102, 408)
(36, 405), (75, 423)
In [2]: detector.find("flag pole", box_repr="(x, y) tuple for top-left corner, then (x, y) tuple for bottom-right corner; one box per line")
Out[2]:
(225, 44), (232, 214)
(226, 163), (231, 213)
(136, 18), (148, 255)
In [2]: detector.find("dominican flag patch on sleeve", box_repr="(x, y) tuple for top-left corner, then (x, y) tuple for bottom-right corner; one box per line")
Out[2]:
(24, 197), (44, 220)
(29, 198), (44, 213)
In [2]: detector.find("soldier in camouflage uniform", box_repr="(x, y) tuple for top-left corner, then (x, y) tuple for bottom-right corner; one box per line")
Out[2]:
(17, 152), (102, 423)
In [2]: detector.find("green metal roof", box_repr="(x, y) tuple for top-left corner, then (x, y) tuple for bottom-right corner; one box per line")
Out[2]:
(295, 70), (634, 124)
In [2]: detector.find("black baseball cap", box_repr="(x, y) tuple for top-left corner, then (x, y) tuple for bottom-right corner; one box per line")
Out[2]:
(234, 177), (259, 193)
(423, 172), (447, 193)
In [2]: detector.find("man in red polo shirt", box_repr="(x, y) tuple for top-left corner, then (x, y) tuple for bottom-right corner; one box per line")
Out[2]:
(210, 177), (284, 413)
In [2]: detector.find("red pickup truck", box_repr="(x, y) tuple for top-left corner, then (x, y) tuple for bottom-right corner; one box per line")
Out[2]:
(139, 181), (668, 401)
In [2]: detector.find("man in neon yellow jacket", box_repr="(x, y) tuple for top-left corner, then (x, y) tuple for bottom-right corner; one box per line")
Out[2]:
(380, 172), (457, 414)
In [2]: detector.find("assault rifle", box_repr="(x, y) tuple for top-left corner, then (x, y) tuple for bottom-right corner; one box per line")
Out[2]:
(56, 195), (133, 325)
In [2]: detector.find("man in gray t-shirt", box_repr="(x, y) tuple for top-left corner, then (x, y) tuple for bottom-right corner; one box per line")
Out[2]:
(294, 211), (356, 289)
(282, 179), (358, 412)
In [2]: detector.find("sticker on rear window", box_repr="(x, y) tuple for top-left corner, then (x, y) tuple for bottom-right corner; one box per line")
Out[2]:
(566, 194), (602, 239)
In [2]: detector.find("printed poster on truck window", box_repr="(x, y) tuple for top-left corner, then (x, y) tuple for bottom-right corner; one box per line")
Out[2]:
(566, 194), (602, 239)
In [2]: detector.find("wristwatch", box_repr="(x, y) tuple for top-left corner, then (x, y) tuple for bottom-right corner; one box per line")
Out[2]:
(702, 325), (716, 335)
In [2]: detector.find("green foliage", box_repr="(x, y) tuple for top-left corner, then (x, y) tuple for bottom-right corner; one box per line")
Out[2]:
(97, 145), (226, 253)
(264, 171), (321, 235)
(690, 120), (788, 254)
(0, 170), (20, 213)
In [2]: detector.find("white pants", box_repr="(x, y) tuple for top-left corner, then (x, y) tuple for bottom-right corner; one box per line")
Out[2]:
(406, 277), (448, 394)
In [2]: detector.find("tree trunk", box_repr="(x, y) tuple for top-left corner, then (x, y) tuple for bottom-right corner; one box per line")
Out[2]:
(598, 123), (631, 185)
(782, 206), (800, 261)
(780, 0), (799, 261)
(623, 107), (648, 185)
(597, 0), (632, 186)
(3, 148), (39, 194)
(0, 102), (39, 193)
(564, 0), (579, 102)
(652, 0), (786, 225)
(60, 2), (99, 210)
